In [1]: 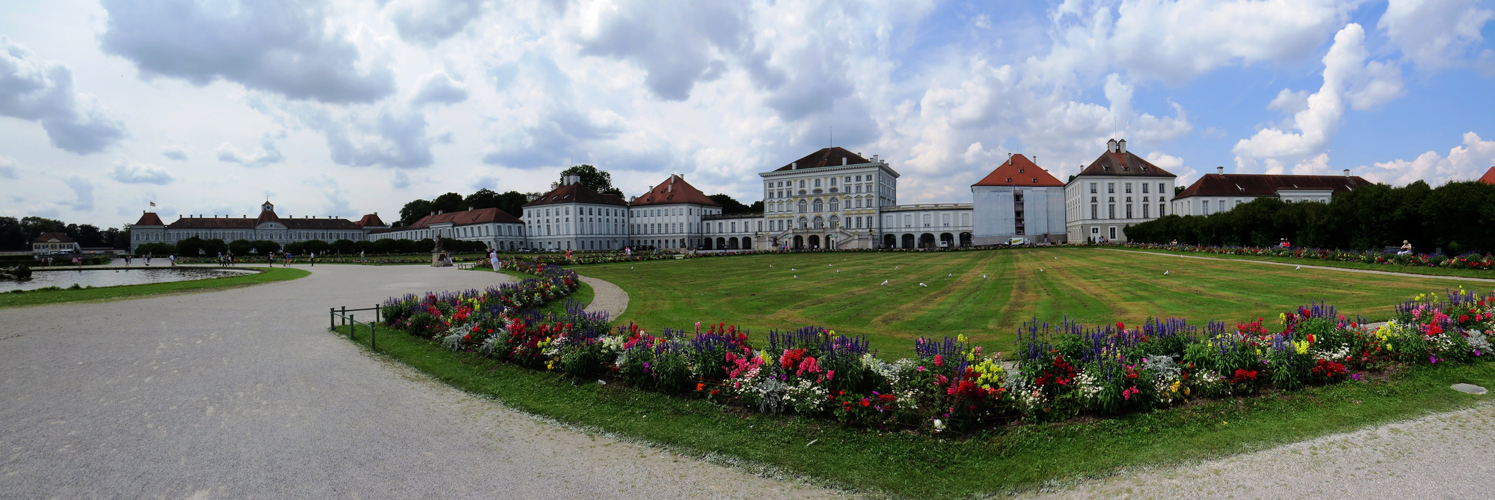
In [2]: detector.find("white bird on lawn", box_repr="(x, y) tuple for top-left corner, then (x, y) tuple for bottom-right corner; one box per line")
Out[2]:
(881, 279), (889, 285)
(1163, 270), (1170, 275)
(794, 275), (799, 279)
(1040, 268), (1044, 272)
(770, 264), (774, 268)
(919, 283), (927, 287)
(947, 273), (952, 277)
(983, 274), (987, 279)
(836, 269), (840, 273)
(1295, 265), (1301, 270)
(895, 266), (900, 270)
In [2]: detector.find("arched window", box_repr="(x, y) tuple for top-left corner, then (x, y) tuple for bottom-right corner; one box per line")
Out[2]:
(799, 217), (808, 229)
(813, 199), (823, 212)
(829, 216), (839, 228)
(798, 200), (807, 213)
(829, 198), (839, 212)
(813, 216), (824, 229)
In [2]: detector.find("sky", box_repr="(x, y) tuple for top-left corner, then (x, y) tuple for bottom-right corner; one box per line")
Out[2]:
(1, 0), (1493, 229)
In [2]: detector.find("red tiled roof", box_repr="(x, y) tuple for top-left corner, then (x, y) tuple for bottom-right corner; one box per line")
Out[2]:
(356, 213), (387, 227)
(1479, 166), (1495, 185)
(32, 232), (73, 243)
(382, 208), (521, 232)
(1174, 173), (1371, 200)
(1077, 151), (1176, 178)
(523, 183), (627, 207)
(134, 212), (165, 226)
(972, 154), (1064, 187)
(631, 175), (720, 207)
(773, 147), (872, 171)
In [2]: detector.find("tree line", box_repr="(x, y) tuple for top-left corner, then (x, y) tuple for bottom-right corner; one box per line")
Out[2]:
(0, 216), (129, 251)
(1127, 180), (1495, 255)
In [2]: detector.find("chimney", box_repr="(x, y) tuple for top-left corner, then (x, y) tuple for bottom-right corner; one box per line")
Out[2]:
(1107, 138), (1118, 153)
(1343, 169), (1350, 177)
(1118, 139), (1127, 153)
(842, 156), (848, 165)
(1217, 166), (1224, 175)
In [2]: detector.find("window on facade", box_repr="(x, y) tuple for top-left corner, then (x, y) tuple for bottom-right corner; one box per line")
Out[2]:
(1126, 205), (1133, 218)
(830, 178), (837, 186)
(1091, 205), (1098, 219)
(1090, 183), (1097, 194)
(1203, 200), (1210, 215)
(1125, 183), (1133, 193)
(1142, 183), (1150, 194)
(942, 214), (950, 226)
(1143, 204), (1150, 218)
(829, 198), (839, 212)
(798, 200), (807, 213)
(923, 214), (931, 226)
(1108, 183), (1115, 193)
(813, 199), (823, 212)
(1158, 183), (1166, 195)
(1108, 205), (1115, 219)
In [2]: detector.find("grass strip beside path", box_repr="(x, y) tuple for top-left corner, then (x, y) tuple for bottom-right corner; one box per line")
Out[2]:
(0, 267), (309, 308)
(1115, 247), (1495, 281)
(335, 321), (1494, 498)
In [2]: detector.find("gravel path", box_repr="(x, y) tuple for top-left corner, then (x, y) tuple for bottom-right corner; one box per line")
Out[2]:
(579, 275), (628, 319)
(1038, 401), (1495, 499)
(1105, 248), (1495, 284)
(0, 264), (836, 499)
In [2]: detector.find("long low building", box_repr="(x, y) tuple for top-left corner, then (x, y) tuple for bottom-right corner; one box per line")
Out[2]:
(129, 201), (388, 251)
(1171, 167), (1370, 216)
(368, 207), (527, 251)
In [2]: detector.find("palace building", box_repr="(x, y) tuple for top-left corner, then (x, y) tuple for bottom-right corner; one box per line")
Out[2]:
(129, 201), (388, 251)
(1064, 139), (1177, 243)
(133, 139), (1368, 254)
(1171, 167), (1370, 216)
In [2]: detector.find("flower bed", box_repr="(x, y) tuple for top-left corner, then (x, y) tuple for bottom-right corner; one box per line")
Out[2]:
(377, 262), (1495, 434)
(1122, 242), (1495, 270)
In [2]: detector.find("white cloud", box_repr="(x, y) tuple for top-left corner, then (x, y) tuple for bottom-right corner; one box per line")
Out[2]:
(109, 158), (176, 184)
(1379, 0), (1495, 71)
(1233, 24), (1403, 171)
(62, 176), (94, 211)
(386, 0), (488, 47)
(1049, 0), (1360, 85)
(1361, 132), (1495, 186)
(159, 145), (188, 161)
(98, 0), (395, 103)
(0, 157), (17, 179)
(0, 37), (128, 154)
(215, 134), (286, 168)
(1146, 151), (1198, 186)
(411, 71), (469, 107)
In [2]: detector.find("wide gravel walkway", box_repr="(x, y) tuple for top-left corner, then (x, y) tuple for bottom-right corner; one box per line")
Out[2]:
(1039, 402), (1495, 499)
(0, 264), (835, 499)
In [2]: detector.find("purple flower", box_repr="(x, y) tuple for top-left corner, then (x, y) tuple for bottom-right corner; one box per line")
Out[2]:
(1351, 373), (1362, 381)
(1429, 355), (1439, 364)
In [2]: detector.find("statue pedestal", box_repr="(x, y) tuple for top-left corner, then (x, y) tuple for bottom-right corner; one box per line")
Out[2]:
(431, 252), (448, 267)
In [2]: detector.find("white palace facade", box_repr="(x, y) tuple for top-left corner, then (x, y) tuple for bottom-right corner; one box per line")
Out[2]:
(136, 139), (1359, 253)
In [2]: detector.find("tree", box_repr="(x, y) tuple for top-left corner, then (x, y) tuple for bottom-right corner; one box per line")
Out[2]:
(0, 217), (23, 251)
(398, 199), (434, 226)
(709, 194), (752, 214)
(431, 192), (465, 214)
(558, 165), (624, 197)
(748, 200), (763, 213)
(495, 191), (531, 218)
(464, 189), (501, 211)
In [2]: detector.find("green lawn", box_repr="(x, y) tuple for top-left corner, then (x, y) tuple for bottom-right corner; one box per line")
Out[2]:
(0, 267), (309, 308)
(579, 247), (1474, 358)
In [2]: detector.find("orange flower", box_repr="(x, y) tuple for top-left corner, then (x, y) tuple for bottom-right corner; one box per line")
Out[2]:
(695, 383), (705, 392)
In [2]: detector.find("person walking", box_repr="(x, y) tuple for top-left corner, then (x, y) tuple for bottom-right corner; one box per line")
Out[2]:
(309, 251), (315, 267)
(489, 249), (499, 272)
(145, 254), (151, 266)
(169, 254), (176, 266)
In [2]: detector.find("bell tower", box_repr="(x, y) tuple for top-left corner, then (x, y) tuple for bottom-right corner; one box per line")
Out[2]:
(262, 200), (275, 213)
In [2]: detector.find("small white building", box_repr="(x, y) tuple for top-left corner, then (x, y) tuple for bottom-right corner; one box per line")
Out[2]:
(522, 175), (629, 252)
(758, 147), (899, 250)
(629, 174), (721, 250)
(31, 232), (79, 256)
(880, 203), (974, 249)
(703, 213), (763, 250)
(1064, 139), (1177, 243)
(1171, 167), (1371, 216)
(369, 208), (526, 251)
(971, 154), (1067, 245)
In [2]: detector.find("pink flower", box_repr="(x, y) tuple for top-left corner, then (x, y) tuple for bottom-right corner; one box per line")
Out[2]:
(934, 355), (944, 367)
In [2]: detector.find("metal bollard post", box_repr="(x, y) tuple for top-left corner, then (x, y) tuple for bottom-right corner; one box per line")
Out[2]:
(375, 304), (380, 324)
(371, 323), (376, 350)
(330, 308), (335, 330)
(349, 314), (355, 341)
(340, 306), (347, 333)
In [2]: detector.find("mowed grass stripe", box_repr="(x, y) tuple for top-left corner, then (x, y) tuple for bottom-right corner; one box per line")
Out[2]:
(578, 247), (1473, 358)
